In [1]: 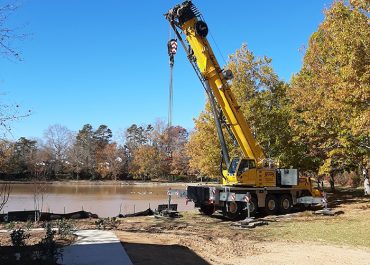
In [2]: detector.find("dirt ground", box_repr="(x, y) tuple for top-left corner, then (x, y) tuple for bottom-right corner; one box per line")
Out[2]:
(114, 188), (370, 265)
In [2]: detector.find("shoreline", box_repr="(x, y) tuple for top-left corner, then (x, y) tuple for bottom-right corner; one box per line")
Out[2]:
(0, 179), (216, 186)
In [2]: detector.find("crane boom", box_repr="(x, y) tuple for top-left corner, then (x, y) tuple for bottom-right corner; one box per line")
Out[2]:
(165, 1), (265, 166)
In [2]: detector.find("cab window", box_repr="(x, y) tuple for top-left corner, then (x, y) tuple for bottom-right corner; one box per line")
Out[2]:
(237, 159), (256, 175)
(228, 158), (240, 175)
(237, 159), (250, 175)
(249, 160), (256, 169)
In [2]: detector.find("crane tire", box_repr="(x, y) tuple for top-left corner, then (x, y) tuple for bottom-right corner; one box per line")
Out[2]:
(264, 194), (278, 215)
(224, 201), (241, 220)
(278, 194), (292, 214)
(200, 204), (215, 216)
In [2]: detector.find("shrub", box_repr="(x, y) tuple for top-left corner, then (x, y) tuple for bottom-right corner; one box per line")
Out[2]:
(95, 217), (119, 230)
(33, 222), (62, 264)
(10, 228), (29, 247)
(56, 219), (75, 239)
(25, 219), (34, 231)
(6, 221), (16, 231)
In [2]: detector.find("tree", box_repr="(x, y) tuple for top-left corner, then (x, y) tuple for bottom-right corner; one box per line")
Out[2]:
(0, 2), (25, 60)
(166, 126), (189, 175)
(289, 1), (370, 190)
(11, 137), (37, 174)
(66, 139), (84, 180)
(131, 145), (162, 180)
(227, 44), (296, 167)
(0, 139), (13, 173)
(0, 103), (31, 136)
(96, 143), (124, 180)
(124, 124), (153, 176)
(70, 124), (114, 179)
(187, 44), (291, 177)
(74, 124), (96, 177)
(94, 124), (112, 150)
(0, 182), (11, 212)
(0, 2), (30, 134)
(186, 109), (221, 178)
(43, 124), (73, 174)
(124, 124), (153, 152)
(150, 120), (189, 177)
(349, 0), (370, 11)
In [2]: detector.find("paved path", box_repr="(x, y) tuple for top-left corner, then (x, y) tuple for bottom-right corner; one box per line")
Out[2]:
(60, 230), (133, 265)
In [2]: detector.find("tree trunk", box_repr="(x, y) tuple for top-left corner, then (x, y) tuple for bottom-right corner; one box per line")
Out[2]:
(329, 172), (335, 193)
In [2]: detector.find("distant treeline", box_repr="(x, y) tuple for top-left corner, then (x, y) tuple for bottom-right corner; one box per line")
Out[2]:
(0, 122), (193, 181)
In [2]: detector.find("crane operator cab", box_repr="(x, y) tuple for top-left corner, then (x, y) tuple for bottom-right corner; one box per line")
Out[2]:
(224, 157), (277, 187)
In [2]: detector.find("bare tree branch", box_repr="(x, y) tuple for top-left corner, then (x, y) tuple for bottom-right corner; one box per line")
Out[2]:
(0, 100), (31, 137)
(0, 2), (26, 60)
(0, 182), (11, 212)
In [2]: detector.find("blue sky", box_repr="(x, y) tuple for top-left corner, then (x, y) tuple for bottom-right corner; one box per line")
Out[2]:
(1, 0), (333, 141)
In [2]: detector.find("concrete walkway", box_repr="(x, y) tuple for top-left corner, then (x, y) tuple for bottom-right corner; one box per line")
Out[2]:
(60, 230), (133, 265)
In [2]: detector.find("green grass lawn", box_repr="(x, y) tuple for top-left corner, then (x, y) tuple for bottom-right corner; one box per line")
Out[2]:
(263, 216), (370, 248)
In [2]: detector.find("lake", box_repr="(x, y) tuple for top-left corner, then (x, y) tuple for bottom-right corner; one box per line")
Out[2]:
(2, 182), (194, 217)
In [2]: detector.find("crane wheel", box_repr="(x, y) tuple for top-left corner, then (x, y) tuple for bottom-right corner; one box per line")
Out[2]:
(263, 195), (278, 215)
(200, 204), (215, 216)
(278, 194), (292, 214)
(224, 201), (241, 220)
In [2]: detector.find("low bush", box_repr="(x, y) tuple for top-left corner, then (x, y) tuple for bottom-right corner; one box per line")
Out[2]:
(55, 219), (75, 239)
(95, 217), (119, 230)
(10, 228), (30, 247)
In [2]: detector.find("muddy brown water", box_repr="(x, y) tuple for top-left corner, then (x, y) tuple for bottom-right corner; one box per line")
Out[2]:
(3, 183), (194, 217)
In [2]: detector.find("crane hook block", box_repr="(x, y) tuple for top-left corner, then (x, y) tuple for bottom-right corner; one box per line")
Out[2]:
(168, 39), (178, 56)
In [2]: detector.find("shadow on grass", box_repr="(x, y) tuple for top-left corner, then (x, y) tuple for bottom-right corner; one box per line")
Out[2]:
(122, 242), (210, 265)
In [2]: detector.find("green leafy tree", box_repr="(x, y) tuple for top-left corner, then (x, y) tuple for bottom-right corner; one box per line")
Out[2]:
(227, 44), (296, 167)
(73, 124), (97, 178)
(124, 124), (153, 175)
(125, 124), (153, 151)
(94, 124), (112, 150)
(11, 137), (37, 174)
(187, 44), (292, 177)
(186, 108), (222, 178)
(289, 1), (370, 190)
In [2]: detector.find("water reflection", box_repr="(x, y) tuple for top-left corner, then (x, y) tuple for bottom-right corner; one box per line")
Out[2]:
(3, 183), (194, 217)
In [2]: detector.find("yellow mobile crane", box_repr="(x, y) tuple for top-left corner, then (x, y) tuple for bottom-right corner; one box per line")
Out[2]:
(165, 1), (323, 218)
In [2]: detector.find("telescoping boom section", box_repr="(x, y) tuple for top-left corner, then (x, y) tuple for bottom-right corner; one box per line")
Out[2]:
(165, 1), (265, 165)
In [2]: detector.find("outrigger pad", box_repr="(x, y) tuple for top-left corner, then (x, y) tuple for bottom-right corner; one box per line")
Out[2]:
(314, 209), (335, 216)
